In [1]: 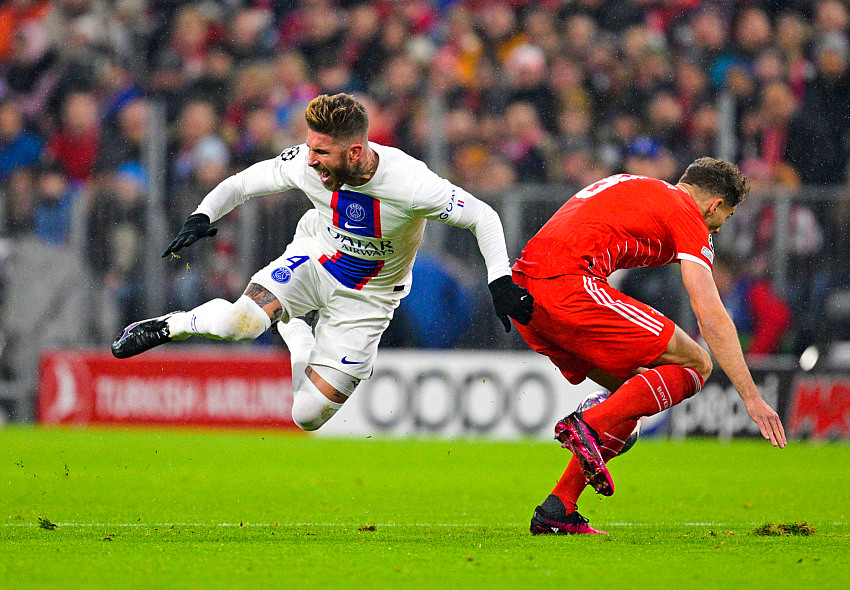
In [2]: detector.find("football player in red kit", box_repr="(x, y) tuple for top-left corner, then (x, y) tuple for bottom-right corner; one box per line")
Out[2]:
(513, 157), (786, 535)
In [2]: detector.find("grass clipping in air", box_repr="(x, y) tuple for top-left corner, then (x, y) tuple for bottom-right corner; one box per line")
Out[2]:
(752, 522), (815, 536)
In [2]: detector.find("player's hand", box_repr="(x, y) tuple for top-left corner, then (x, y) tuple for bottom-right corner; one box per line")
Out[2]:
(488, 275), (534, 332)
(745, 396), (787, 448)
(162, 213), (218, 257)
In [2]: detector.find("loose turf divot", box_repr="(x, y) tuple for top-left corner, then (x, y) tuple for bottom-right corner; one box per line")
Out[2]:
(752, 522), (815, 536)
(37, 516), (58, 530)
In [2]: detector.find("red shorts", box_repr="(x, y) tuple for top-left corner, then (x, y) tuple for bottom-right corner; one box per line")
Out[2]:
(513, 272), (675, 384)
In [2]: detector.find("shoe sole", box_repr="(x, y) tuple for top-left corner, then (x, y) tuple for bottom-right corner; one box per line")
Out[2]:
(555, 416), (615, 496)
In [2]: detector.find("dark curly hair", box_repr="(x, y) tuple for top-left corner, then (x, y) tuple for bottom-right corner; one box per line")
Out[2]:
(679, 157), (750, 207)
(304, 93), (369, 141)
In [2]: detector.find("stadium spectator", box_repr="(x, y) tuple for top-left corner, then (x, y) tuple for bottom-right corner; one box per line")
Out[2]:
(476, 3), (525, 66)
(169, 99), (224, 220)
(0, 0), (52, 63)
(227, 7), (275, 65)
(96, 98), (149, 174)
(32, 161), (77, 246)
(340, 3), (385, 90)
(221, 63), (273, 144)
(645, 91), (690, 164)
(46, 90), (101, 184)
(2, 166), (36, 236)
(268, 51), (320, 129)
(97, 57), (145, 129)
(2, 7), (62, 122)
(733, 6), (774, 68)
(451, 140), (516, 197)
(234, 107), (282, 168)
(775, 11), (812, 99)
(86, 162), (148, 327)
(146, 48), (187, 123)
(557, 146), (611, 189)
(549, 55), (593, 119)
(675, 56), (711, 110)
(684, 101), (722, 160)
(713, 253), (792, 357)
(622, 136), (679, 183)
(814, 0), (849, 35)
(686, 8), (734, 90)
(792, 32), (850, 184)
(501, 44), (559, 136)
(289, 2), (346, 74)
(500, 101), (553, 183)
(0, 100), (43, 180)
(186, 42), (234, 115)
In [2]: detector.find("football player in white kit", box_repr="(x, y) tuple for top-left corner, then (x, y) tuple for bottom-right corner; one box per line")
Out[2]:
(112, 93), (534, 431)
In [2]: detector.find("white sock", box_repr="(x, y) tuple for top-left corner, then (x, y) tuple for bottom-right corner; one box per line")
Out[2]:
(278, 318), (315, 389)
(167, 299), (232, 339)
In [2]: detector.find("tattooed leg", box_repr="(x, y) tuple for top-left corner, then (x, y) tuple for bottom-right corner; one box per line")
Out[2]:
(244, 282), (283, 321)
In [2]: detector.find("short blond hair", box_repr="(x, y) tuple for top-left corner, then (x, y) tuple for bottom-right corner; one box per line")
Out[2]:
(304, 93), (369, 141)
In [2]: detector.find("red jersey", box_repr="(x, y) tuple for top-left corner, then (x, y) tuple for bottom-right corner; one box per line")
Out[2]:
(514, 174), (714, 279)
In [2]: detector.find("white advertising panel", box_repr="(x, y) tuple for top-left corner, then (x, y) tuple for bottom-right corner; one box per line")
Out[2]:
(318, 350), (611, 439)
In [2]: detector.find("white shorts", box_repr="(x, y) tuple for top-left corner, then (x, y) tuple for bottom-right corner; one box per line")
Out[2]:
(250, 238), (406, 380)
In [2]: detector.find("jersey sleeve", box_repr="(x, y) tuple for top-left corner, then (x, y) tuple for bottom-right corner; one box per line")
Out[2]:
(671, 206), (714, 271)
(193, 145), (305, 222)
(411, 163), (511, 282)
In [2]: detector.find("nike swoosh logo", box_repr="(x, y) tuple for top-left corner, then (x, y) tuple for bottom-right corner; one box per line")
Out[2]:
(341, 356), (363, 365)
(344, 222), (367, 230)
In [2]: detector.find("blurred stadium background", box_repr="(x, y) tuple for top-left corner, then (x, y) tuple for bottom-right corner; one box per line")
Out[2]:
(0, 0), (848, 442)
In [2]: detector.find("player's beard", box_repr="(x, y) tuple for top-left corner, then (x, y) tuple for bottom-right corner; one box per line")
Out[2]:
(316, 156), (373, 191)
(314, 160), (350, 192)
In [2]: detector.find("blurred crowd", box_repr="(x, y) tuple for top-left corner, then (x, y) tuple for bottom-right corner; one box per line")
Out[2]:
(0, 0), (849, 355)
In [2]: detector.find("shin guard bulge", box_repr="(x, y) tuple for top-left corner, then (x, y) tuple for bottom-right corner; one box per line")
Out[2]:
(582, 365), (703, 434)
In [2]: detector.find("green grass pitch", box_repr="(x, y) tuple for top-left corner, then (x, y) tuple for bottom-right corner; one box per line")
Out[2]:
(1, 426), (848, 589)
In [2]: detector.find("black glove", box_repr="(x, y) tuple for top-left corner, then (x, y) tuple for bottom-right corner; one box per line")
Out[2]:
(488, 275), (534, 332)
(162, 213), (218, 257)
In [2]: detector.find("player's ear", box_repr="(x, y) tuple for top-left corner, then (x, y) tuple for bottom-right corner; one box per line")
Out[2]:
(707, 197), (724, 215)
(348, 143), (364, 163)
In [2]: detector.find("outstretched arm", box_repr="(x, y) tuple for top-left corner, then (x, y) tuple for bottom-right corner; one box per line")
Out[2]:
(435, 190), (534, 330)
(165, 157), (295, 257)
(681, 260), (786, 447)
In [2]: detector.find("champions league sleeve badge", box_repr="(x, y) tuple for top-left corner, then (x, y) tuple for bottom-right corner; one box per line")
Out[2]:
(278, 146), (300, 161)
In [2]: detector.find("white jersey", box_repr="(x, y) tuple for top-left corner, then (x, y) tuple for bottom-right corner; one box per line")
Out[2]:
(194, 142), (511, 291)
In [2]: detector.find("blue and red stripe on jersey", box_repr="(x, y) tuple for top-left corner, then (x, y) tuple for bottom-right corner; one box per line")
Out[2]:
(331, 190), (382, 238)
(319, 251), (384, 290)
(324, 190), (384, 288)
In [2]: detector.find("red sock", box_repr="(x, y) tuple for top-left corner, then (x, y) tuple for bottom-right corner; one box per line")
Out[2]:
(552, 419), (639, 510)
(582, 365), (703, 435)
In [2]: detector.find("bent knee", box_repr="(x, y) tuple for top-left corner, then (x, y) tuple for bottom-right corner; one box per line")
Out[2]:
(291, 379), (344, 431)
(211, 296), (271, 341)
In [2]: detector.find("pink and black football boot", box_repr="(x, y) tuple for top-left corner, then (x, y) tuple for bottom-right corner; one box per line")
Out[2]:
(554, 412), (615, 496)
(530, 495), (608, 535)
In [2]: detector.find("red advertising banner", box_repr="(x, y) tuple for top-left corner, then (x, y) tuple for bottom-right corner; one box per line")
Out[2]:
(37, 349), (298, 429)
(788, 376), (850, 439)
